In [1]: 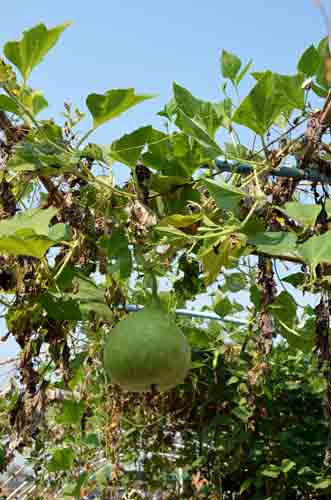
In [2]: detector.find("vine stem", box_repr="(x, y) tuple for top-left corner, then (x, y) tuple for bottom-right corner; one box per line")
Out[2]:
(53, 238), (80, 281)
(4, 85), (73, 155)
(76, 127), (95, 148)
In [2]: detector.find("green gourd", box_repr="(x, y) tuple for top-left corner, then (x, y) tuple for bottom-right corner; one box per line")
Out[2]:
(103, 303), (191, 392)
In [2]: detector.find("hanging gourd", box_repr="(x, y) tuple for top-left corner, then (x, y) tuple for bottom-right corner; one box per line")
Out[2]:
(103, 301), (191, 392)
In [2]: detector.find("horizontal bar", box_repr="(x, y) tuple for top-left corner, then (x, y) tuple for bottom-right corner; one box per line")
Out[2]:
(215, 159), (331, 184)
(118, 304), (246, 326)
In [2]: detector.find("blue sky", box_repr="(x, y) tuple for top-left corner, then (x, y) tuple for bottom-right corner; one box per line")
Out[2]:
(0, 1), (328, 368)
(0, 1), (327, 150)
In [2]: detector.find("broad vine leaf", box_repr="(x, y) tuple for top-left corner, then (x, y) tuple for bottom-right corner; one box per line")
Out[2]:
(281, 459), (296, 474)
(150, 174), (189, 194)
(175, 109), (222, 158)
(56, 399), (86, 426)
(283, 272), (306, 288)
(201, 178), (245, 211)
(233, 72), (304, 135)
(279, 316), (315, 354)
(0, 207), (57, 234)
(220, 50), (241, 81)
(316, 36), (331, 89)
(235, 60), (252, 86)
(110, 126), (164, 166)
(160, 213), (201, 228)
(225, 272), (246, 292)
(173, 82), (224, 135)
(62, 473), (88, 499)
(98, 228), (132, 279)
(270, 291), (297, 328)
(4, 22), (71, 81)
(0, 94), (20, 114)
(173, 82), (202, 117)
(86, 88), (155, 129)
(0, 59), (16, 85)
(248, 231), (297, 257)
(40, 294), (82, 320)
(142, 131), (207, 177)
(297, 44), (320, 77)
(314, 478), (331, 490)
(279, 202), (321, 227)
(155, 224), (188, 239)
(73, 276), (113, 320)
(8, 140), (76, 175)
(23, 89), (48, 116)
(201, 235), (245, 285)
(0, 207), (66, 258)
(48, 223), (70, 241)
(232, 404), (252, 423)
(296, 232), (331, 271)
(48, 447), (75, 472)
(42, 276), (113, 321)
(259, 464), (281, 479)
(312, 82), (329, 97)
(213, 293), (233, 317)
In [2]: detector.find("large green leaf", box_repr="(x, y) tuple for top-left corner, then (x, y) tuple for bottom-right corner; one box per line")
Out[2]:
(73, 276), (113, 320)
(172, 82), (224, 135)
(4, 22), (71, 81)
(220, 50), (241, 81)
(316, 36), (331, 89)
(40, 294), (82, 320)
(235, 60), (252, 86)
(297, 44), (320, 77)
(41, 276), (113, 321)
(62, 473), (88, 499)
(277, 316), (314, 354)
(56, 399), (86, 426)
(213, 293), (233, 317)
(296, 232), (331, 271)
(142, 131), (207, 177)
(259, 464), (281, 479)
(110, 126), (164, 166)
(150, 174), (189, 194)
(48, 447), (75, 472)
(233, 72), (304, 135)
(201, 178), (245, 211)
(175, 109), (222, 158)
(0, 237), (53, 259)
(0, 207), (67, 258)
(270, 291), (297, 328)
(0, 207), (57, 235)
(160, 213), (201, 228)
(0, 94), (20, 114)
(279, 202), (321, 227)
(23, 89), (48, 116)
(200, 235), (245, 285)
(248, 231), (297, 257)
(98, 228), (132, 279)
(8, 138), (76, 175)
(173, 82), (202, 117)
(86, 88), (155, 129)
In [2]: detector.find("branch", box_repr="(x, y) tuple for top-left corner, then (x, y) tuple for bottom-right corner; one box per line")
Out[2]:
(0, 111), (16, 143)
(252, 251), (304, 266)
(39, 176), (65, 207)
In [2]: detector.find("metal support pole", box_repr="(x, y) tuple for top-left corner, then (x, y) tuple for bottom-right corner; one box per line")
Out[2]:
(215, 159), (331, 184)
(118, 304), (246, 326)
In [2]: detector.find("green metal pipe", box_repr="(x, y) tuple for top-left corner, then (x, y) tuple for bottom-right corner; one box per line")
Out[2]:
(215, 159), (331, 184)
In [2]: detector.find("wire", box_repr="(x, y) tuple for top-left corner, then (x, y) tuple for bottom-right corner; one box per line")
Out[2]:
(117, 304), (246, 325)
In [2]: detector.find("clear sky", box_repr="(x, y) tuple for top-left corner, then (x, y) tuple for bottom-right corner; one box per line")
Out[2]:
(0, 1), (328, 371)
(0, 1), (328, 149)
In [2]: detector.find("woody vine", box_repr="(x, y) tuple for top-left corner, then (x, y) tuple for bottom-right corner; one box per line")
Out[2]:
(1, 19), (331, 499)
